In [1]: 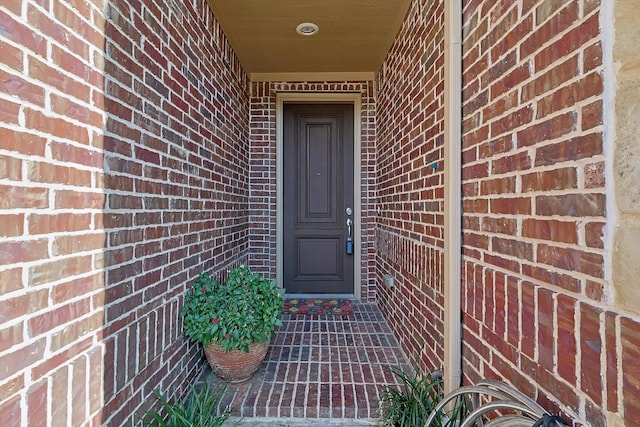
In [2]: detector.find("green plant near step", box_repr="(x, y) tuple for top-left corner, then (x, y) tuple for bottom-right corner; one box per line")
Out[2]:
(379, 366), (470, 427)
(181, 265), (284, 352)
(141, 382), (230, 427)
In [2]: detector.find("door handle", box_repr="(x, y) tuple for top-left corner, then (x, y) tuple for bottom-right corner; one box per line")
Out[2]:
(345, 219), (354, 255)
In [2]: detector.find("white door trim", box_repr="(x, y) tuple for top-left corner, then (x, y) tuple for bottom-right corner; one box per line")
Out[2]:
(276, 92), (362, 300)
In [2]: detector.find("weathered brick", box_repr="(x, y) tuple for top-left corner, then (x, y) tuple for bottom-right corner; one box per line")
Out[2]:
(580, 303), (602, 405)
(52, 232), (106, 256)
(50, 366), (69, 427)
(536, 0), (576, 27)
(536, 193), (605, 217)
(492, 237), (533, 260)
(26, 4), (89, 59)
(521, 355), (579, 409)
(522, 264), (581, 293)
(537, 244), (603, 278)
(480, 176), (516, 195)
(583, 41), (602, 73)
(87, 347), (103, 414)
(521, 282), (536, 358)
(49, 312), (103, 353)
(534, 13), (600, 72)
(0, 153), (22, 180)
(28, 298), (92, 337)
(0, 267), (23, 296)
(521, 2), (579, 62)
(0, 184), (49, 209)
(605, 312), (618, 412)
(622, 317), (640, 421)
(535, 132), (602, 167)
(50, 141), (103, 168)
(0, 289), (49, 324)
(28, 255), (93, 286)
(584, 161), (605, 189)
(25, 108), (91, 145)
(537, 72), (603, 119)
(537, 288), (554, 371)
(489, 64), (531, 100)
(0, 9), (47, 57)
(585, 279), (605, 303)
(585, 221), (604, 249)
(0, 396), (21, 426)
(27, 378), (48, 427)
(481, 217), (517, 235)
(0, 339), (46, 381)
(0, 322), (23, 353)
(0, 213), (24, 237)
(0, 374), (25, 405)
(490, 197), (531, 215)
(0, 128), (48, 157)
(51, 93), (103, 127)
(522, 218), (578, 244)
(582, 100), (602, 130)
(71, 356), (87, 425)
(51, 274), (103, 305)
(28, 213), (92, 235)
(517, 112), (577, 147)
(522, 167), (577, 192)
(0, 97), (21, 124)
(491, 151), (532, 174)
(54, 190), (105, 210)
(51, 45), (103, 88)
(1, 0), (22, 15)
(490, 105), (534, 136)
(556, 294), (577, 384)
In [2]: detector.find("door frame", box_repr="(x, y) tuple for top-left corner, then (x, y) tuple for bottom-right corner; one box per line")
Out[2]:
(276, 92), (362, 300)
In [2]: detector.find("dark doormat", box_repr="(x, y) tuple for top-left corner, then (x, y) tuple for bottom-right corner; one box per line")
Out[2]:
(282, 298), (354, 316)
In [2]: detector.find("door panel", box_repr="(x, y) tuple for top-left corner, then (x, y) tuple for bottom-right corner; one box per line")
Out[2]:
(297, 237), (340, 277)
(305, 126), (331, 216)
(283, 104), (354, 294)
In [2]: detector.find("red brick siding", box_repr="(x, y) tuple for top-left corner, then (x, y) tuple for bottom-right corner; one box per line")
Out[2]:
(0, 0), (250, 425)
(377, 0), (639, 424)
(461, 1), (628, 424)
(248, 81), (378, 302)
(375, 0), (447, 372)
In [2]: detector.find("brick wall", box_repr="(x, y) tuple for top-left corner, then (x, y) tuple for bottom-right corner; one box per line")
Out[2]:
(375, 0), (447, 372)
(376, 0), (640, 425)
(0, 1), (108, 424)
(460, 0), (615, 423)
(0, 0), (250, 425)
(248, 81), (378, 302)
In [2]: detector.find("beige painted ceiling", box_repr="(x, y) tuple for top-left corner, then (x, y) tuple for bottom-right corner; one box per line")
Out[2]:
(207, 0), (412, 80)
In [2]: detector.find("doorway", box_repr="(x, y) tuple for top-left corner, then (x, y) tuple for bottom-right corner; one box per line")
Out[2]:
(276, 93), (362, 297)
(282, 103), (354, 294)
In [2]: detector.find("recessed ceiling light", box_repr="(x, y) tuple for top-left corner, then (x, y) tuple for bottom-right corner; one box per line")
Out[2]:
(296, 22), (319, 36)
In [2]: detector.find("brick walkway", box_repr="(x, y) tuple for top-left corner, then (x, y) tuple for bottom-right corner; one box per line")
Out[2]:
(203, 302), (409, 424)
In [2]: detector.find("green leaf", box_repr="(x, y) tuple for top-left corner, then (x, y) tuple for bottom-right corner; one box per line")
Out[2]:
(141, 383), (230, 427)
(180, 266), (284, 352)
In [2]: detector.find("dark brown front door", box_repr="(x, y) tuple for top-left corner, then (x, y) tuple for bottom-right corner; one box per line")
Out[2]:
(283, 103), (354, 294)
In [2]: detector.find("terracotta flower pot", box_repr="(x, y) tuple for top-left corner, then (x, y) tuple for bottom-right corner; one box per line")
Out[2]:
(204, 340), (269, 383)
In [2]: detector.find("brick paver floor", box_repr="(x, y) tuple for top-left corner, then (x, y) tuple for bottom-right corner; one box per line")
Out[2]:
(202, 302), (409, 424)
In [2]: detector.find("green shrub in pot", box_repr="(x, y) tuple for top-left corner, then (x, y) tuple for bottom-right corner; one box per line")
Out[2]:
(181, 265), (284, 353)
